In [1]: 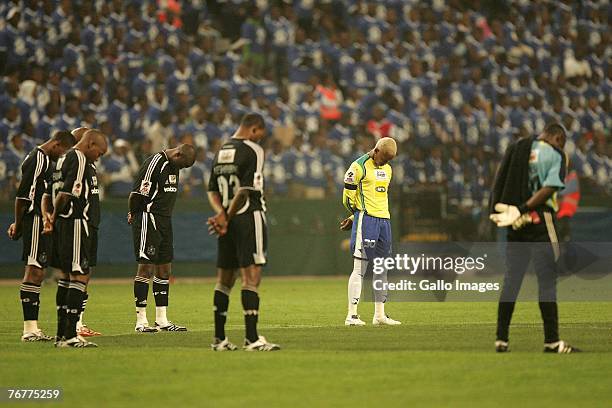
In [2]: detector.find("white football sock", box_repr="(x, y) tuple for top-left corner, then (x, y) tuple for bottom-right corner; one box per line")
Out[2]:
(136, 307), (148, 325)
(24, 320), (38, 333)
(76, 312), (84, 329)
(348, 258), (367, 316)
(374, 302), (385, 318)
(156, 306), (168, 326)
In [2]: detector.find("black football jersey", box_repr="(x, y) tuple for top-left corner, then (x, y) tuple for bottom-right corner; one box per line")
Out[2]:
(208, 138), (266, 214)
(52, 149), (92, 220)
(86, 163), (100, 228)
(132, 151), (179, 217)
(16, 147), (50, 216)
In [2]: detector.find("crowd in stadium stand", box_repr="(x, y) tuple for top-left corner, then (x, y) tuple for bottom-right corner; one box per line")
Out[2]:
(0, 0), (609, 216)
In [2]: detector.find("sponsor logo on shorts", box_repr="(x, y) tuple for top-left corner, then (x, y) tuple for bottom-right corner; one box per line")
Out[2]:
(363, 239), (377, 248)
(146, 245), (156, 256)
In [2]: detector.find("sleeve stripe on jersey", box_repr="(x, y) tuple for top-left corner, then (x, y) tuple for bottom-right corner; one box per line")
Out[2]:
(243, 140), (264, 174)
(144, 153), (162, 183)
(75, 150), (87, 193)
(18, 150), (45, 201)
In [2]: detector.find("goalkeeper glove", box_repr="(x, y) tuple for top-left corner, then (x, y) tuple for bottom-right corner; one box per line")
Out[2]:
(511, 213), (533, 230)
(489, 203), (522, 227)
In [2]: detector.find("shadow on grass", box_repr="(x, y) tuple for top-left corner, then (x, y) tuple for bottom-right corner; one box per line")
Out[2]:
(88, 323), (611, 353)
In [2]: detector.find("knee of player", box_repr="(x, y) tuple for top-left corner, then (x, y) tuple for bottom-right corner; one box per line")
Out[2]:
(70, 272), (89, 284)
(24, 266), (45, 284)
(241, 282), (259, 292)
(215, 282), (233, 295)
(154, 263), (171, 279)
(137, 264), (155, 279)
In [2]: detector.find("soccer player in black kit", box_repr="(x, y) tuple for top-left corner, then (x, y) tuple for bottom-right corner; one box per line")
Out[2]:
(7, 130), (75, 342)
(128, 144), (196, 332)
(44, 127), (102, 338)
(207, 113), (280, 351)
(490, 123), (580, 353)
(45, 129), (108, 348)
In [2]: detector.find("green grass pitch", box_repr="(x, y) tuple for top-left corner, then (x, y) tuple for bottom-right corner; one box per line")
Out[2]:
(0, 277), (610, 407)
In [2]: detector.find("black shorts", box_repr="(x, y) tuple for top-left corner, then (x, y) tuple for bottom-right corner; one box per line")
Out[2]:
(88, 225), (98, 267)
(21, 213), (50, 268)
(217, 210), (267, 269)
(49, 227), (60, 270)
(132, 212), (173, 265)
(55, 217), (91, 275)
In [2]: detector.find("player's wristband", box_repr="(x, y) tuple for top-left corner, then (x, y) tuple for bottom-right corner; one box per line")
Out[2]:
(518, 203), (529, 214)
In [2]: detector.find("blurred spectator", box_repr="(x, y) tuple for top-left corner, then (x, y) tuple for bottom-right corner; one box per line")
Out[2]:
(182, 146), (212, 198)
(147, 111), (173, 153)
(0, 0), (607, 215)
(316, 74), (343, 121)
(100, 139), (139, 197)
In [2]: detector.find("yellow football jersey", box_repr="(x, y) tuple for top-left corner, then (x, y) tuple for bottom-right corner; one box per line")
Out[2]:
(342, 153), (392, 219)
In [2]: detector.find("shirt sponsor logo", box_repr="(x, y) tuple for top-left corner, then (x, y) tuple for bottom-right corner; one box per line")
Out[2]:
(375, 170), (387, 180)
(163, 186), (177, 193)
(375, 186), (386, 193)
(218, 149), (236, 164)
(168, 174), (177, 184)
(139, 180), (151, 195)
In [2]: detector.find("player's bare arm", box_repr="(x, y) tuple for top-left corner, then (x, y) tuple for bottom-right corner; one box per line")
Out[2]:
(339, 215), (353, 231)
(41, 193), (53, 231)
(206, 191), (227, 236)
(127, 192), (149, 225)
(226, 188), (249, 221)
(44, 192), (71, 234)
(8, 198), (29, 240)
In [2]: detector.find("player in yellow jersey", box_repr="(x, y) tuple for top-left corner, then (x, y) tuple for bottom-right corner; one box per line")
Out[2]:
(340, 138), (401, 326)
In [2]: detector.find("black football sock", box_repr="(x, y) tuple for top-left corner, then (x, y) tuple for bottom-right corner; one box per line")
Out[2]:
(241, 289), (259, 343)
(214, 288), (230, 340)
(81, 292), (89, 316)
(496, 302), (516, 342)
(56, 279), (70, 338)
(539, 302), (559, 343)
(152, 277), (169, 307)
(64, 281), (86, 339)
(20, 282), (41, 323)
(134, 276), (149, 308)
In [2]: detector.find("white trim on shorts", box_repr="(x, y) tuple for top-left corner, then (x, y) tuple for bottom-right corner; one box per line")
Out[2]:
(26, 214), (42, 268)
(543, 212), (560, 261)
(353, 211), (366, 259)
(253, 210), (266, 265)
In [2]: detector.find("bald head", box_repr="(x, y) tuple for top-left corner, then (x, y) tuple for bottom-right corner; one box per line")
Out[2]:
(71, 127), (90, 142)
(372, 137), (397, 166)
(76, 129), (108, 162)
(375, 137), (397, 156)
(167, 143), (196, 169)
